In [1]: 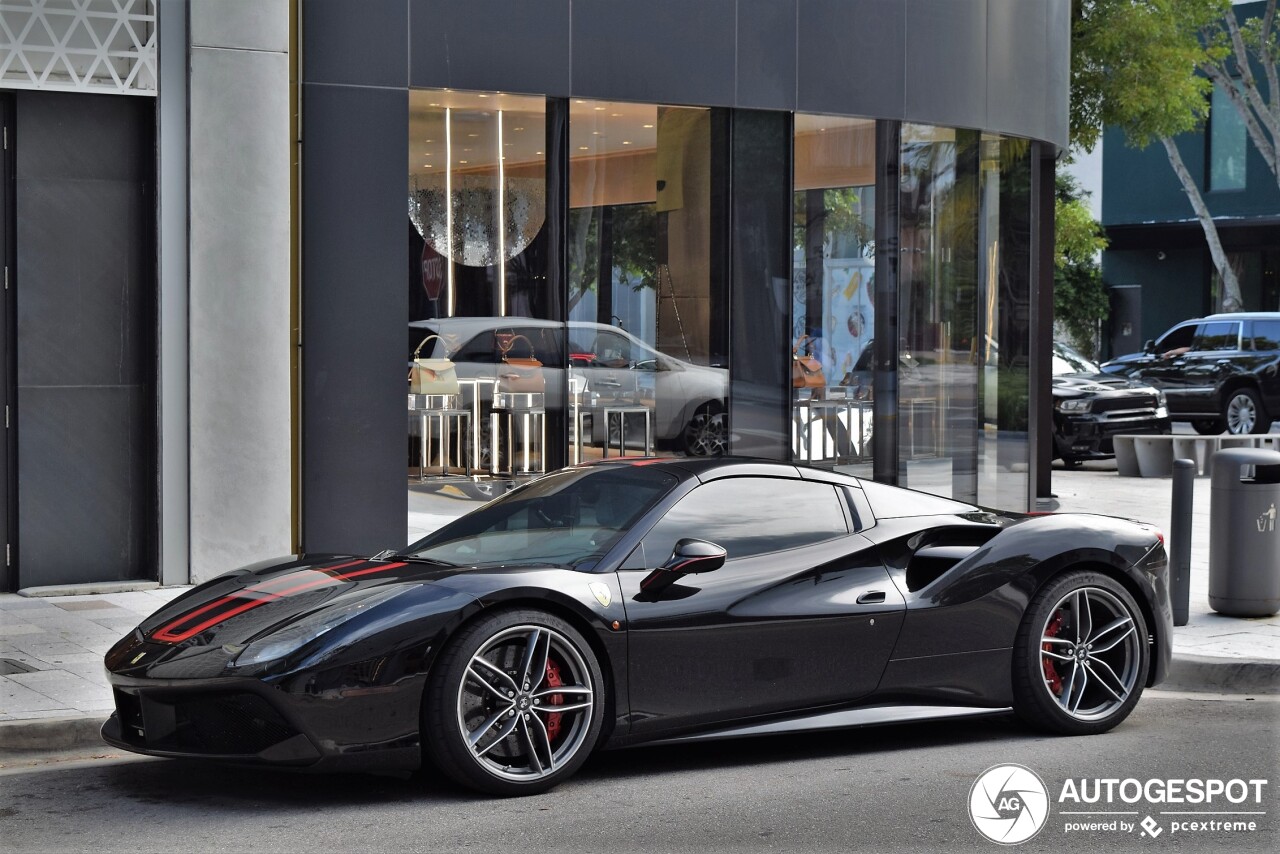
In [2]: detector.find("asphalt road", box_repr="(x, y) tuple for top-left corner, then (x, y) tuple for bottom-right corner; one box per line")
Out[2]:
(1, 693), (1276, 854)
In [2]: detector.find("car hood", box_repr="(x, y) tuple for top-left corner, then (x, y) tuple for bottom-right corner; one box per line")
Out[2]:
(1052, 372), (1158, 395)
(125, 554), (563, 651)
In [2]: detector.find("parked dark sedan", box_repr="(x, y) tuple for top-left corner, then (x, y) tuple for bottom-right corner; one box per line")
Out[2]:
(1053, 342), (1170, 465)
(1101, 312), (1280, 435)
(102, 458), (1171, 796)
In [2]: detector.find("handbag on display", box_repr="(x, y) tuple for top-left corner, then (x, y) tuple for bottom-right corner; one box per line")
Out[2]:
(496, 333), (546, 394)
(408, 334), (460, 395)
(792, 335), (826, 390)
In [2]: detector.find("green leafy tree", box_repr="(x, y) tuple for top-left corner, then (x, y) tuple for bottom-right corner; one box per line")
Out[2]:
(1072, 0), (1246, 309)
(1054, 173), (1110, 357)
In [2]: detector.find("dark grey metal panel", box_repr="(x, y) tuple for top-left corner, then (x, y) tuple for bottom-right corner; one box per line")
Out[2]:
(410, 0), (570, 95)
(987, 0), (1047, 141)
(18, 387), (150, 585)
(904, 0), (987, 131)
(736, 0), (797, 111)
(571, 0), (736, 106)
(302, 0), (408, 88)
(797, 0), (904, 119)
(15, 91), (156, 587)
(302, 84), (408, 555)
(1044, 0), (1071, 148)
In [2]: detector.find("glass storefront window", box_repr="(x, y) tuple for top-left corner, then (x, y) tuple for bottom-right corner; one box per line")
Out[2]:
(567, 100), (728, 461)
(898, 125), (1030, 506)
(407, 91), (559, 511)
(791, 115), (876, 474)
(1209, 81), (1246, 192)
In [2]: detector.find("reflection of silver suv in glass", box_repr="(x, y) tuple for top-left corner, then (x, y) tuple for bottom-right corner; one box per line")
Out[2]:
(408, 317), (728, 454)
(1101, 313), (1280, 435)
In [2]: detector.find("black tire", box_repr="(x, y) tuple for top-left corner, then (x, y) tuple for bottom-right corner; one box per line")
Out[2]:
(1222, 387), (1269, 435)
(421, 608), (605, 796)
(1012, 570), (1149, 736)
(1192, 419), (1225, 435)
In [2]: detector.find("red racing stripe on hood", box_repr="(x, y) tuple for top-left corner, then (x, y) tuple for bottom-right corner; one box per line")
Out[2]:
(150, 560), (405, 643)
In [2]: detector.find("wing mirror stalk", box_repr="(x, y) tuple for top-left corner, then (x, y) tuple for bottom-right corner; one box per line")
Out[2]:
(639, 538), (726, 596)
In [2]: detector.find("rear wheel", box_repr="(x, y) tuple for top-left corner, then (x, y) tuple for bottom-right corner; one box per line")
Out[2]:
(1012, 571), (1149, 735)
(683, 402), (726, 456)
(422, 609), (605, 795)
(1222, 387), (1269, 435)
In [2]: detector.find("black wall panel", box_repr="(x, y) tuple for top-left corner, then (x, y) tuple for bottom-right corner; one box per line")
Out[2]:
(798, 0), (904, 119)
(302, 84), (408, 554)
(15, 91), (156, 586)
(729, 110), (792, 459)
(987, 0), (1049, 142)
(302, 0), (408, 88)
(904, 0), (988, 131)
(409, 0), (571, 95)
(736, 0), (797, 111)
(571, 0), (736, 107)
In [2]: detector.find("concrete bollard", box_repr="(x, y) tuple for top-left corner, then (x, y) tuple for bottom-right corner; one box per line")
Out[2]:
(1170, 458), (1195, 627)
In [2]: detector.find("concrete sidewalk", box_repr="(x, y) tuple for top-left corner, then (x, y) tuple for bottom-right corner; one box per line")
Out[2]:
(2, 465), (1277, 752)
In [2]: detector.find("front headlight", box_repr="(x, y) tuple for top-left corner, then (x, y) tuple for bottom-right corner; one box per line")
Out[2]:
(1057, 397), (1092, 413)
(229, 585), (418, 668)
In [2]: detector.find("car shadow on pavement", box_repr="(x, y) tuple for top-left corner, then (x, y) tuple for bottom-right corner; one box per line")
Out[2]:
(58, 713), (1041, 809)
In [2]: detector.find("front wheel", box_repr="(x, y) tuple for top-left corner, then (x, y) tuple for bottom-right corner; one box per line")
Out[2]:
(1012, 571), (1149, 735)
(1223, 387), (1269, 435)
(422, 609), (605, 795)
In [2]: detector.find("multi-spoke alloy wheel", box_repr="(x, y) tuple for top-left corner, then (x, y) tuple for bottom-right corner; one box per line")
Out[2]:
(1013, 572), (1149, 735)
(1223, 388), (1267, 435)
(423, 609), (605, 795)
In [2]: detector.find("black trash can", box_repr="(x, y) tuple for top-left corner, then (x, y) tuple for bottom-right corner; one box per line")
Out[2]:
(1209, 447), (1280, 617)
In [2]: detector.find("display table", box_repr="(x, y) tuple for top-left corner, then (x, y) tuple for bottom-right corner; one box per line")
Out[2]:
(408, 394), (470, 479)
(490, 391), (546, 476)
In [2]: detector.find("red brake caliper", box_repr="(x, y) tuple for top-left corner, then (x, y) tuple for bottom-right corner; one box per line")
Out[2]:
(543, 659), (565, 741)
(1042, 611), (1064, 696)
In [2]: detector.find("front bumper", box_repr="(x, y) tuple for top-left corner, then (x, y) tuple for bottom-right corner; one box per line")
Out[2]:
(1053, 412), (1170, 460)
(101, 671), (427, 773)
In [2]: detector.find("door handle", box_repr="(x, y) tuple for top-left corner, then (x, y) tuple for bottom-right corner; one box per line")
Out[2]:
(856, 591), (886, 605)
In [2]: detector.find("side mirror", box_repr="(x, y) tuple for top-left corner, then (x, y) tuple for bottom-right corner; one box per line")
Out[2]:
(1143, 339), (1156, 354)
(639, 538), (726, 595)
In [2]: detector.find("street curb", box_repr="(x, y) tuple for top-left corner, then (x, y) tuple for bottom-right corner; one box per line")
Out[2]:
(1162, 654), (1280, 695)
(0, 715), (107, 752)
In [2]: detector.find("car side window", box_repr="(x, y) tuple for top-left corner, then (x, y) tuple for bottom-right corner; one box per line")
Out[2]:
(1156, 323), (1196, 354)
(637, 478), (849, 566)
(1192, 322), (1240, 352)
(1249, 320), (1280, 351)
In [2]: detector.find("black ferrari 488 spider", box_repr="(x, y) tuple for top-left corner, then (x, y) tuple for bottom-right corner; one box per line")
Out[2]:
(103, 458), (1171, 795)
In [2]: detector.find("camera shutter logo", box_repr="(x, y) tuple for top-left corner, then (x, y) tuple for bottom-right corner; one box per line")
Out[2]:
(969, 764), (1051, 845)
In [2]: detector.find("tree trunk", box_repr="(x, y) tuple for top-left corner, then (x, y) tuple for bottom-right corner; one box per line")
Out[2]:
(1160, 136), (1243, 312)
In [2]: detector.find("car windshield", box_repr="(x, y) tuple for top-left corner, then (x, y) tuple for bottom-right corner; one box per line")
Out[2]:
(402, 466), (680, 569)
(1053, 343), (1100, 376)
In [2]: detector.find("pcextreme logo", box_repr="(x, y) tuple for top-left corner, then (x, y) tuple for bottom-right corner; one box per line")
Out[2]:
(969, 764), (1051, 845)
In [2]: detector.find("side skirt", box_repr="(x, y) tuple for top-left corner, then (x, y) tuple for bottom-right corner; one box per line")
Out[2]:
(634, 704), (1011, 747)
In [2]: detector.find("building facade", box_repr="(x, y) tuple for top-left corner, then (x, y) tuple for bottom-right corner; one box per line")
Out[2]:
(0, 0), (1068, 592)
(1101, 0), (1280, 358)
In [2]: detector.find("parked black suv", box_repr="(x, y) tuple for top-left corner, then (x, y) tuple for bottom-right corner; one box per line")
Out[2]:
(1053, 341), (1170, 464)
(1101, 312), (1280, 435)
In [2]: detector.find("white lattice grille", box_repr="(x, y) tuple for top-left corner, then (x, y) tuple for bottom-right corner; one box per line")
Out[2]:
(0, 0), (156, 95)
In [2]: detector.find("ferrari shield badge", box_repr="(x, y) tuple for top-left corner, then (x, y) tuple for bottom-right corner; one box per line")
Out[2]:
(588, 581), (612, 608)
